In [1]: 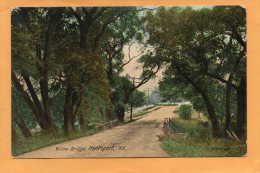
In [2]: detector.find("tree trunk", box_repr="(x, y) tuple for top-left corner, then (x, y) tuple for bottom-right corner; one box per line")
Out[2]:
(12, 72), (48, 131)
(63, 81), (75, 133)
(21, 70), (46, 120)
(115, 104), (125, 123)
(79, 110), (85, 131)
(35, 8), (64, 132)
(79, 23), (91, 49)
(107, 55), (113, 85)
(12, 73), (42, 126)
(199, 90), (220, 138)
(236, 76), (246, 138)
(225, 74), (234, 133)
(225, 83), (232, 132)
(38, 61), (56, 131)
(176, 67), (220, 137)
(15, 115), (32, 137)
(12, 122), (18, 142)
(64, 86), (85, 133)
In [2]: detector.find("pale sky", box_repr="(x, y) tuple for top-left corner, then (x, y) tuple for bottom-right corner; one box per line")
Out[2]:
(121, 6), (215, 92)
(121, 43), (163, 92)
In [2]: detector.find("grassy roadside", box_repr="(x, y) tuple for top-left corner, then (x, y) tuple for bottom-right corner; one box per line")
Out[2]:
(160, 118), (247, 157)
(156, 103), (178, 106)
(124, 106), (161, 122)
(133, 106), (161, 117)
(12, 129), (97, 156)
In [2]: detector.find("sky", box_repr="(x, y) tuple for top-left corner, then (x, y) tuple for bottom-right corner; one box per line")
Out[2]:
(121, 6), (215, 92)
(121, 43), (163, 92)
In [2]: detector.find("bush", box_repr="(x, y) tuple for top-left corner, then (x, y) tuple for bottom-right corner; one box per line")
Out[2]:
(179, 105), (192, 120)
(162, 118), (246, 157)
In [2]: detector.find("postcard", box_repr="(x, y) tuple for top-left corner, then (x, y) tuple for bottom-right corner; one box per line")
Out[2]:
(0, 0), (259, 173)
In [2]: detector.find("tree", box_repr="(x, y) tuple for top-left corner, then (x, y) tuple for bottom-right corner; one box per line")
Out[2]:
(96, 7), (159, 122)
(207, 6), (246, 137)
(12, 8), (64, 132)
(12, 87), (33, 137)
(110, 76), (132, 122)
(11, 7), (158, 134)
(159, 76), (186, 103)
(99, 8), (144, 120)
(50, 7), (141, 132)
(130, 90), (146, 108)
(144, 7), (221, 136)
(144, 6), (246, 138)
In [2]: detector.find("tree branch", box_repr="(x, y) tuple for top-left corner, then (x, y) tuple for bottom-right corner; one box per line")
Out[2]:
(204, 72), (238, 90)
(20, 69), (44, 114)
(117, 43), (147, 75)
(132, 64), (160, 91)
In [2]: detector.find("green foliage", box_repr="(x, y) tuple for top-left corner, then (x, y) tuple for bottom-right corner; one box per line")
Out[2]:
(12, 87), (36, 129)
(12, 129), (96, 156)
(11, 7), (147, 153)
(161, 136), (246, 157)
(178, 105), (192, 120)
(161, 118), (246, 157)
(191, 96), (206, 114)
(130, 90), (146, 108)
(159, 80), (180, 102)
(111, 76), (132, 104)
(144, 6), (246, 137)
(80, 83), (110, 125)
(170, 118), (211, 139)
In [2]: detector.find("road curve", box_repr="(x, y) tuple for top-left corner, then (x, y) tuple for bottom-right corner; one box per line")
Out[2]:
(16, 106), (178, 158)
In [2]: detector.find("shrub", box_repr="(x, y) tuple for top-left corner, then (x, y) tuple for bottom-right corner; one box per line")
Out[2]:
(179, 105), (192, 120)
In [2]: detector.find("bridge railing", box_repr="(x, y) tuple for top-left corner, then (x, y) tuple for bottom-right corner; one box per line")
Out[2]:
(95, 119), (119, 131)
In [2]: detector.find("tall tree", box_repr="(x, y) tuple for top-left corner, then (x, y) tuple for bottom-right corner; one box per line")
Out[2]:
(12, 8), (64, 132)
(12, 87), (33, 137)
(144, 6), (246, 137)
(53, 7), (143, 132)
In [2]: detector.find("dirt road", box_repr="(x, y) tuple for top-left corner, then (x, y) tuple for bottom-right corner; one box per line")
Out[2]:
(17, 106), (178, 158)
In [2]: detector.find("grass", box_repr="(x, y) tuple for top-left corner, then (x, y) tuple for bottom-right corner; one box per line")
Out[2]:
(133, 106), (160, 117)
(12, 128), (97, 156)
(156, 103), (178, 106)
(161, 118), (247, 157)
(124, 106), (161, 122)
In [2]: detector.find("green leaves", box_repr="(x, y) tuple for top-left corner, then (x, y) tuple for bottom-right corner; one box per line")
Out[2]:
(144, 6), (246, 137)
(129, 90), (146, 108)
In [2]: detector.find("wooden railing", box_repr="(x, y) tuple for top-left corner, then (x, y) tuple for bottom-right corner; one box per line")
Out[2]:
(162, 118), (187, 137)
(95, 119), (119, 131)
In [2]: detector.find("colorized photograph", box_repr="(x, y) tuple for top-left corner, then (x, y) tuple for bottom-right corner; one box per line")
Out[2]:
(11, 6), (246, 158)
